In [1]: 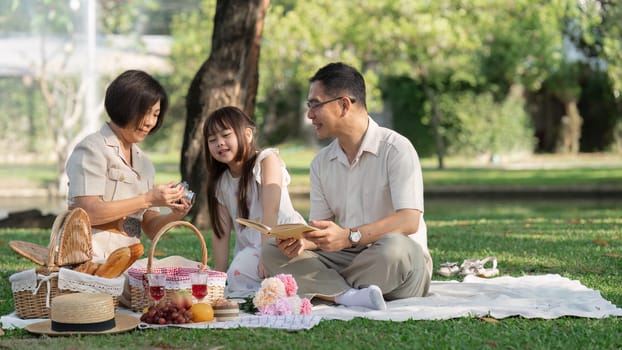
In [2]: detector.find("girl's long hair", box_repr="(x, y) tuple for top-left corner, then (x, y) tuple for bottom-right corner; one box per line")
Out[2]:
(203, 106), (258, 239)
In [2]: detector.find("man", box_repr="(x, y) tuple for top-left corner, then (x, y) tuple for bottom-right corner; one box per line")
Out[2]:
(261, 62), (432, 310)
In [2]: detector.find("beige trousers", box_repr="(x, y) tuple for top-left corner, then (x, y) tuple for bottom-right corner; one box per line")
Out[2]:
(261, 233), (432, 301)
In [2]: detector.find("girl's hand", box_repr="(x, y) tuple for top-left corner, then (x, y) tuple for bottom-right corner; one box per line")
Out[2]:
(258, 261), (268, 278)
(276, 238), (306, 258)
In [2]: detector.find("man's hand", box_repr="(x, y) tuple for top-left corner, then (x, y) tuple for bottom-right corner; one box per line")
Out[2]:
(302, 220), (350, 251)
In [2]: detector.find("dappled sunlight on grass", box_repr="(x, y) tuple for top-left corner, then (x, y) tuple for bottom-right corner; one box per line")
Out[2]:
(426, 199), (620, 221)
(422, 166), (622, 187)
(428, 217), (542, 227)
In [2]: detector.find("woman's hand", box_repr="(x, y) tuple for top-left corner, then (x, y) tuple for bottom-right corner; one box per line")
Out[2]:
(148, 182), (185, 207)
(169, 197), (192, 219)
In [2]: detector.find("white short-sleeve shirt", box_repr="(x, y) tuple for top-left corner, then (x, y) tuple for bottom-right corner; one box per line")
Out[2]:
(309, 117), (429, 255)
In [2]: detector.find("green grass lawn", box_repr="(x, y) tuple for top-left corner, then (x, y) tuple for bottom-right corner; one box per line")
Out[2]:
(1, 200), (621, 349)
(1, 148), (621, 348)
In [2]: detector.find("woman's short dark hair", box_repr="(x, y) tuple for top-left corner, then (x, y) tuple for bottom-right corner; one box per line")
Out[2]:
(309, 62), (367, 109)
(104, 70), (168, 134)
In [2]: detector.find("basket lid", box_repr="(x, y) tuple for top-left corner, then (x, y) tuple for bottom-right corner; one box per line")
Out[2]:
(48, 208), (93, 266)
(9, 240), (48, 265)
(9, 208), (93, 268)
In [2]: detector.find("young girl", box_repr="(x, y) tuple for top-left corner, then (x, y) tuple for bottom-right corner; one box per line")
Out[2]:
(203, 106), (306, 298)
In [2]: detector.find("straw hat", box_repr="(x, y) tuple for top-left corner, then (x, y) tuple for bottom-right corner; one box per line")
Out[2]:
(26, 293), (139, 336)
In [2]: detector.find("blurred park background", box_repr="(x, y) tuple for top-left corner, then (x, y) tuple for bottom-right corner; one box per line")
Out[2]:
(0, 0), (621, 223)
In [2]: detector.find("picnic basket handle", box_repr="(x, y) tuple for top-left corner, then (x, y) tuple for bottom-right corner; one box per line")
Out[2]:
(146, 220), (208, 273)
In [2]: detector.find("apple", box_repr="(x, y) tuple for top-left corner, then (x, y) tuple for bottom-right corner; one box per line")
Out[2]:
(171, 290), (193, 309)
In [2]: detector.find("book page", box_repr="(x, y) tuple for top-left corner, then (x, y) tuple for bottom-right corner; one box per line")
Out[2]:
(235, 218), (271, 235)
(270, 224), (317, 239)
(235, 218), (317, 239)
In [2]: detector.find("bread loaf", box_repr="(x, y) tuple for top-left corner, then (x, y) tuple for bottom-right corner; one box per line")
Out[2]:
(129, 242), (144, 260)
(95, 247), (132, 278)
(74, 261), (102, 275)
(73, 261), (90, 274)
(86, 261), (102, 274)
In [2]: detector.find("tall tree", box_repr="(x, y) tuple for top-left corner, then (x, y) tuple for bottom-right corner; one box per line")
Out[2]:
(545, 62), (583, 153)
(181, 0), (270, 228)
(566, 0), (622, 151)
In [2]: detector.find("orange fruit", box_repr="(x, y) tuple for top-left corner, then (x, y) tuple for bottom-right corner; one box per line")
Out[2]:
(190, 303), (214, 322)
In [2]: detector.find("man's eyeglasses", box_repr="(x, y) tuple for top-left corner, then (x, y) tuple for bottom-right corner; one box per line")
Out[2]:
(306, 96), (356, 110)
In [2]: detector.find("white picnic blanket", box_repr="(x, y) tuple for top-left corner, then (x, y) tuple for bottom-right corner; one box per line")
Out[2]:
(3, 274), (621, 331)
(313, 274), (622, 321)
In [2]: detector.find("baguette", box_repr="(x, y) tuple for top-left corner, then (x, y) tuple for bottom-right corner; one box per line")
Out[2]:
(86, 261), (102, 274)
(95, 247), (132, 278)
(125, 242), (144, 271)
(73, 262), (89, 273)
(129, 242), (144, 260)
(74, 261), (102, 275)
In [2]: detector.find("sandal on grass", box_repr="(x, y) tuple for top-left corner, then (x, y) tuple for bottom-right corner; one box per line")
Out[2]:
(476, 256), (499, 278)
(436, 262), (460, 277)
(459, 256), (499, 278)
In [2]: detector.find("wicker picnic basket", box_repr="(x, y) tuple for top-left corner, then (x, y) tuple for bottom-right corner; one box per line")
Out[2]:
(9, 208), (123, 319)
(10, 267), (124, 319)
(127, 221), (226, 312)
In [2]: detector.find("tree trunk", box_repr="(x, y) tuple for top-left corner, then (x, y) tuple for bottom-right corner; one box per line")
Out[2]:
(556, 100), (583, 154)
(421, 79), (445, 169)
(181, 0), (270, 229)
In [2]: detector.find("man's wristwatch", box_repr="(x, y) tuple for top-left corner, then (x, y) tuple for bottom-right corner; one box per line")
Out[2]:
(348, 228), (362, 246)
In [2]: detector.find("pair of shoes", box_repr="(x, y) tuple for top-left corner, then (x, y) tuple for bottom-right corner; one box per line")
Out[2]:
(476, 256), (499, 277)
(459, 259), (481, 275)
(460, 256), (499, 278)
(436, 262), (460, 277)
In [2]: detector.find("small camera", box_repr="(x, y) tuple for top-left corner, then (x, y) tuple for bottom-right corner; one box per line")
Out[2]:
(177, 181), (196, 205)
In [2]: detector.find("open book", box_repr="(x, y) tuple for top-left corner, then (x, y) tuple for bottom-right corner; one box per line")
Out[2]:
(235, 218), (317, 239)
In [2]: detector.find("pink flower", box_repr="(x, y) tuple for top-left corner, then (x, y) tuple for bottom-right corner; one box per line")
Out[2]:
(300, 298), (312, 315)
(253, 277), (286, 307)
(275, 297), (293, 315)
(276, 274), (298, 296)
(288, 295), (302, 314)
(257, 304), (273, 315)
(259, 297), (292, 315)
(253, 274), (312, 316)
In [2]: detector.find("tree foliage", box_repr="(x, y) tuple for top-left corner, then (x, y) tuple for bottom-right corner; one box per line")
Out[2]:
(2, 0), (622, 173)
(170, 0), (617, 165)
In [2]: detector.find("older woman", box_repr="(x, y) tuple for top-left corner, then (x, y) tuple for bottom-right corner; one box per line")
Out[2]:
(66, 70), (191, 259)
